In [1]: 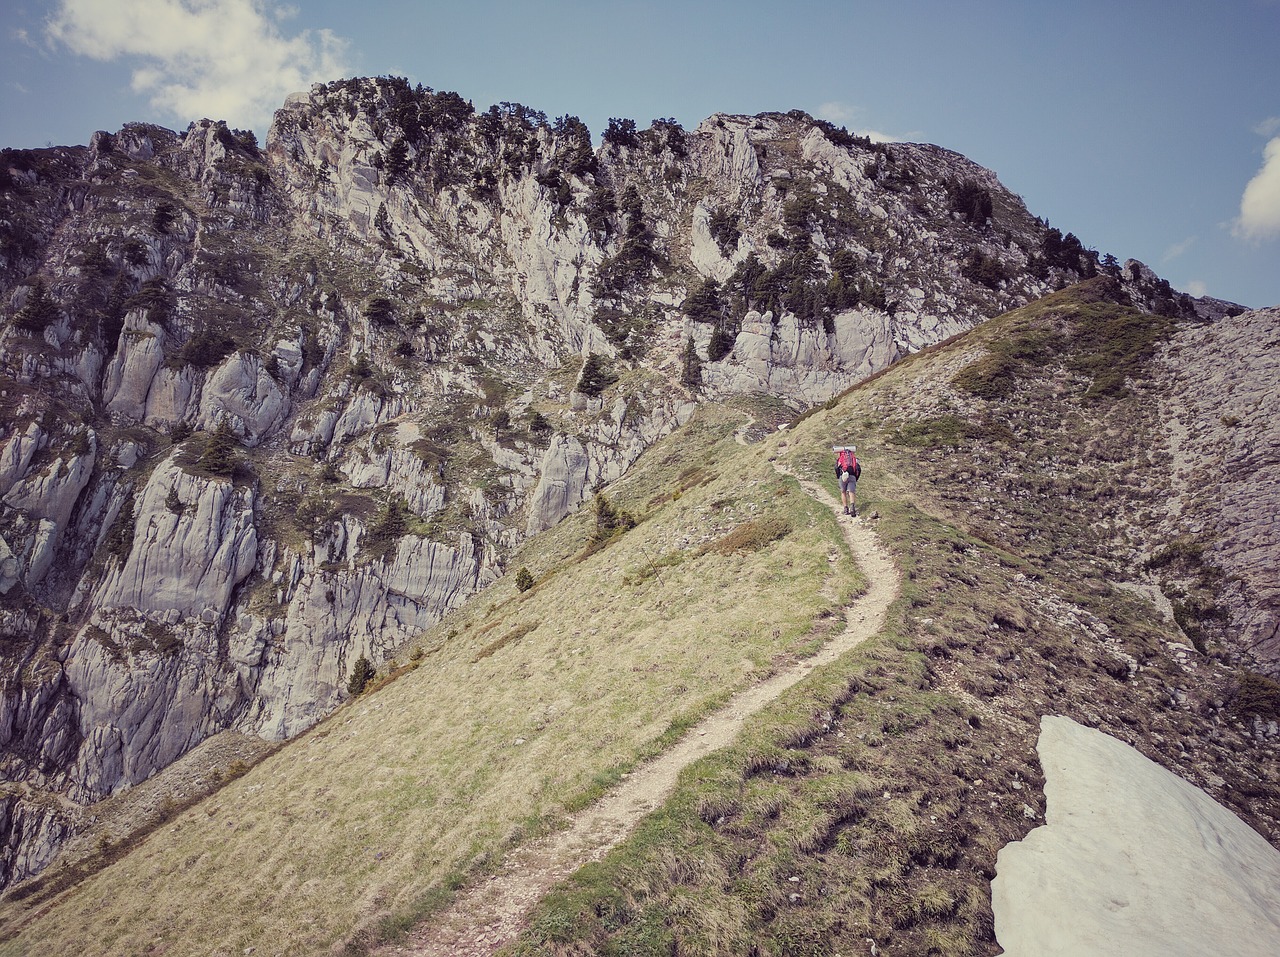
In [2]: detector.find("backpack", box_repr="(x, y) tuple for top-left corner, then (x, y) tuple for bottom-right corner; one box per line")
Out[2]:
(836, 449), (860, 478)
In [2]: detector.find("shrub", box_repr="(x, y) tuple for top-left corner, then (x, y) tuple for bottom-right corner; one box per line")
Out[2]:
(385, 139), (410, 184)
(528, 410), (552, 435)
(959, 249), (1008, 289)
(105, 500), (137, 560)
(603, 117), (639, 148)
(682, 277), (724, 323)
(591, 493), (635, 545)
(682, 334), (701, 387)
(1232, 672), (1280, 722)
(947, 179), (993, 224)
(364, 297), (396, 326)
(703, 324), (734, 361)
(196, 421), (245, 477)
(515, 567), (535, 592)
(700, 516), (791, 555)
(584, 186), (616, 241)
(13, 277), (60, 332)
(152, 201), (177, 234)
(182, 328), (237, 367)
(347, 655), (375, 697)
(576, 354), (618, 397)
(708, 207), (741, 255)
(128, 278), (176, 325)
(365, 496), (412, 557)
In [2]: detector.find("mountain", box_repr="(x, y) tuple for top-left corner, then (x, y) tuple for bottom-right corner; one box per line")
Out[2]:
(0, 279), (1274, 956)
(0, 73), (1270, 929)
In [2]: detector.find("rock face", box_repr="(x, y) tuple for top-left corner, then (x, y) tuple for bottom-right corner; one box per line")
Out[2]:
(0, 79), (1221, 888)
(993, 715), (1280, 956)
(1159, 306), (1280, 672)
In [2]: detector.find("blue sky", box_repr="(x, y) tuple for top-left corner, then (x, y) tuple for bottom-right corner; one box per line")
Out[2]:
(4, 0), (1279, 308)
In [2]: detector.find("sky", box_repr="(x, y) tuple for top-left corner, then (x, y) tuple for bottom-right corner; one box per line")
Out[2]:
(3, 0), (1279, 308)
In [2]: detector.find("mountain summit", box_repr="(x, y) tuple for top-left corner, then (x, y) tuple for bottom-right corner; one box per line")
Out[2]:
(0, 76), (1272, 952)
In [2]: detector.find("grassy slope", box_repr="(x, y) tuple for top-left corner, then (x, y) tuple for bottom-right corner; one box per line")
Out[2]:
(507, 281), (1280, 956)
(0, 404), (860, 956)
(4, 283), (1276, 957)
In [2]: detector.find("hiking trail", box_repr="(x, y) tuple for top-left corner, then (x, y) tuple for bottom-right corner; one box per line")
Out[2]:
(377, 446), (901, 957)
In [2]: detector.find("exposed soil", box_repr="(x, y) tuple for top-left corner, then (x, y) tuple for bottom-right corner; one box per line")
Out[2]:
(376, 456), (901, 956)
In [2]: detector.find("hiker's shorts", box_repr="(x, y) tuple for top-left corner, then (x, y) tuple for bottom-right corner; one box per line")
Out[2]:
(839, 472), (857, 494)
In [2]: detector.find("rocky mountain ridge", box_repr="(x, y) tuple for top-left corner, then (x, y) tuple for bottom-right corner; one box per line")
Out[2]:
(0, 281), (1274, 957)
(0, 75), (1240, 889)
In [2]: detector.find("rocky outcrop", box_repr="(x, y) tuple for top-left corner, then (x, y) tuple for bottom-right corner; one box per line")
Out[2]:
(0, 78), (1231, 890)
(0, 428), (97, 589)
(1160, 306), (1280, 670)
(91, 454), (257, 621)
(700, 307), (899, 404)
(237, 529), (493, 738)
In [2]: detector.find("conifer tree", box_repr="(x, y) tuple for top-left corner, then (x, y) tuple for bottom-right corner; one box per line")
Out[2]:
(14, 277), (59, 332)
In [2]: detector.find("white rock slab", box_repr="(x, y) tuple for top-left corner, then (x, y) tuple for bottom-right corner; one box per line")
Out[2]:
(993, 715), (1280, 956)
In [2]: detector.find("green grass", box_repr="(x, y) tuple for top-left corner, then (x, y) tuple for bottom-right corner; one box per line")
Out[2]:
(951, 279), (1180, 402)
(0, 406), (857, 957)
(502, 283), (1273, 957)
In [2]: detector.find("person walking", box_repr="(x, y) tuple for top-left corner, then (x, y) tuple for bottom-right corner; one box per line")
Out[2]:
(833, 445), (861, 517)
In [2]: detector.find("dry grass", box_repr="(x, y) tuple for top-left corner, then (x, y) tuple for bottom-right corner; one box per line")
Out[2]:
(8, 287), (1276, 957)
(505, 285), (1280, 957)
(0, 405), (856, 957)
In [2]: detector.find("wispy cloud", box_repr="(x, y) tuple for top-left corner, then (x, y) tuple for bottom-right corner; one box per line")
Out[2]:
(816, 101), (856, 124)
(1234, 136), (1280, 241)
(815, 100), (903, 143)
(45, 0), (350, 134)
(1182, 279), (1208, 297)
(1254, 117), (1280, 137)
(1161, 237), (1195, 262)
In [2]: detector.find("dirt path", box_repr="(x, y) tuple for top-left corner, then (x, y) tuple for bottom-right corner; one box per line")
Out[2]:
(378, 455), (901, 957)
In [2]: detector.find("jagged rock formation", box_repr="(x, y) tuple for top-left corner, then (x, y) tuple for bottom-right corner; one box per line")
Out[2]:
(0, 77), (1221, 888)
(1158, 306), (1280, 673)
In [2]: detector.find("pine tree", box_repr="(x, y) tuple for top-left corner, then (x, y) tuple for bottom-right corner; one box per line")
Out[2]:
(14, 277), (60, 332)
(197, 420), (244, 477)
(681, 334), (701, 387)
(347, 656), (375, 696)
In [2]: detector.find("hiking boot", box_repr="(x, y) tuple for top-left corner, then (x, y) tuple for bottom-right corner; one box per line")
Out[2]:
(851, 505), (858, 517)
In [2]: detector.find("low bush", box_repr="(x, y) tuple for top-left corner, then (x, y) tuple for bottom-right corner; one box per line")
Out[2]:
(700, 516), (791, 555)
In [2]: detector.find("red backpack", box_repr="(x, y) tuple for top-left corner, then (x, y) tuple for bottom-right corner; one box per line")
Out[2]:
(837, 449), (858, 473)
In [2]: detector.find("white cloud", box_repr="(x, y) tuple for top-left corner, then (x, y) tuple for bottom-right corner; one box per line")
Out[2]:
(1254, 117), (1280, 137)
(814, 101), (903, 143)
(1161, 237), (1194, 262)
(816, 101), (855, 124)
(1182, 280), (1208, 297)
(45, 0), (350, 134)
(1234, 136), (1280, 241)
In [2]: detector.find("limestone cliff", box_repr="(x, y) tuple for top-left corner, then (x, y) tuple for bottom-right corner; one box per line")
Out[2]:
(0, 76), (1222, 888)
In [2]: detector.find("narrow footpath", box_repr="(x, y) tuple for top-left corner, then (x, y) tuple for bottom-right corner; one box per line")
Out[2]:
(378, 450), (901, 957)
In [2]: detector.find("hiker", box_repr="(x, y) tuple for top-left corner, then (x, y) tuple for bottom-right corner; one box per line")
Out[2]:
(833, 445), (861, 517)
